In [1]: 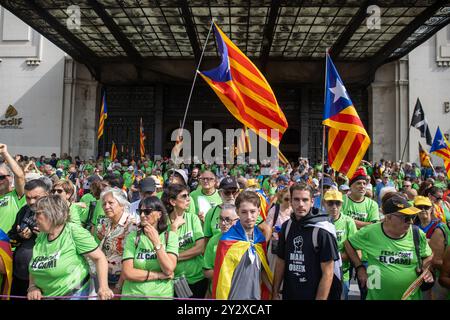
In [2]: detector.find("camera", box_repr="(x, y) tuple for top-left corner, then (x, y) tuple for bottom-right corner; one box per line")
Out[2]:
(19, 215), (37, 232)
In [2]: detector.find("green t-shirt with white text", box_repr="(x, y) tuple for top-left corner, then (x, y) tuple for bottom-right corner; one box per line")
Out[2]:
(348, 223), (432, 300)
(29, 223), (98, 297)
(121, 230), (179, 299)
(0, 189), (26, 233)
(168, 211), (205, 284)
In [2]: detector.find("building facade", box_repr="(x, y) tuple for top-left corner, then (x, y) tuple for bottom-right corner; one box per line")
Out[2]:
(0, 6), (449, 167)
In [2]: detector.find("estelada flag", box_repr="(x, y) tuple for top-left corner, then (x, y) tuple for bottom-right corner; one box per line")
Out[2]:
(97, 91), (107, 140)
(199, 23), (288, 148)
(110, 141), (118, 161)
(418, 142), (432, 168)
(212, 221), (272, 299)
(139, 118), (146, 157)
(430, 127), (450, 178)
(0, 229), (12, 300)
(323, 53), (371, 178)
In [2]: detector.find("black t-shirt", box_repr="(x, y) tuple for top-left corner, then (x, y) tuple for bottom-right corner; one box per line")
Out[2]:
(7, 205), (37, 280)
(277, 218), (340, 300)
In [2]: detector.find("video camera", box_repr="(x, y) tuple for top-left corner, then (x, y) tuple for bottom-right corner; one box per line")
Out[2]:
(19, 215), (37, 232)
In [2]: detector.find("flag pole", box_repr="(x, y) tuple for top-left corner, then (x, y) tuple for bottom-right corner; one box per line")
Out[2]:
(400, 127), (410, 163)
(180, 20), (215, 132)
(320, 50), (329, 210)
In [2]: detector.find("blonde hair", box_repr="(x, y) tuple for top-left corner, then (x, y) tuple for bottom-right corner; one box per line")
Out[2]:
(53, 179), (76, 202)
(36, 195), (69, 229)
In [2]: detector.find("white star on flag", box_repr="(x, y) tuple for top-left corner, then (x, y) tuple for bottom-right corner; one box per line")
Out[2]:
(439, 138), (447, 147)
(329, 78), (350, 103)
(415, 109), (421, 117)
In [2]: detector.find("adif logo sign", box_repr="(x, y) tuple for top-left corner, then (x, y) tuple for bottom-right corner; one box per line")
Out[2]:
(0, 105), (23, 129)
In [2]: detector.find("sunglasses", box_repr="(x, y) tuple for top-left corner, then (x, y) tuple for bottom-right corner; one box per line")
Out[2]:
(177, 193), (189, 200)
(392, 213), (416, 223)
(52, 189), (64, 194)
(222, 189), (238, 196)
(326, 201), (342, 207)
(219, 217), (238, 224)
(416, 205), (431, 211)
(0, 175), (10, 181)
(283, 198), (290, 202)
(139, 209), (156, 216)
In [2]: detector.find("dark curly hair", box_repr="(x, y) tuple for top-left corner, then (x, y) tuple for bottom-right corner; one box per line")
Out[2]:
(138, 196), (168, 234)
(161, 183), (190, 214)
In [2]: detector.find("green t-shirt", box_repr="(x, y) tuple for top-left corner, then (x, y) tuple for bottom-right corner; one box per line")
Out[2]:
(434, 181), (447, 190)
(168, 211), (205, 284)
(189, 189), (222, 217)
(342, 195), (380, 223)
(121, 230), (179, 300)
(334, 214), (357, 282)
(0, 189), (26, 233)
(69, 204), (83, 225)
(57, 159), (71, 169)
(91, 199), (105, 243)
(80, 193), (96, 206)
(29, 223), (98, 297)
(123, 172), (134, 189)
(348, 223), (432, 300)
(203, 232), (221, 271)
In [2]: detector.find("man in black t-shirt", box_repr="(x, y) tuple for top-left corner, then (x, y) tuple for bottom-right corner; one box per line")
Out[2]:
(272, 183), (341, 300)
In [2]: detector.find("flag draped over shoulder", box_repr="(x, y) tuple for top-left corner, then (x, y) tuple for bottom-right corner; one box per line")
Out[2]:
(411, 98), (433, 146)
(430, 127), (450, 178)
(199, 23), (288, 148)
(323, 54), (371, 179)
(419, 142), (432, 168)
(110, 141), (118, 161)
(139, 118), (146, 157)
(97, 92), (107, 140)
(0, 229), (12, 300)
(212, 221), (272, 299)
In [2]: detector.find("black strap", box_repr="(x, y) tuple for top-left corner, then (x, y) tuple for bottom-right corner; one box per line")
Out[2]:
(272, 204), (280, 228)
(135, 229), (142, 248)
(412, 225), (422, 272)
(83, 200), (97, 229)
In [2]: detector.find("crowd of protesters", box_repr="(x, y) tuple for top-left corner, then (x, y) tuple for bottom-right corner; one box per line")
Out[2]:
(1, 142), (450, 300)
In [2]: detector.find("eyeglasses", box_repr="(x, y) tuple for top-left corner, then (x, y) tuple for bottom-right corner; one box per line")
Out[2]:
(222, 189), (238, 196)
(219, 217), (238, 224)
(403, 184), (412, 188)
(392, 213), (416, 223)
(0, 175), (10, 181)
(200, 177), (215, 182)
(326, 201), (342, 207)
(52, 189), (64, 194)
(177, 193), (189, 200)
(139, 209), (156, 216)
(416, 205), (431, 211)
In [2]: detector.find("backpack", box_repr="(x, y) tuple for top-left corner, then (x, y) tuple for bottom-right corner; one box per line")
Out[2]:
(82, 201), (97, 230)
(284, 219), (342, 299)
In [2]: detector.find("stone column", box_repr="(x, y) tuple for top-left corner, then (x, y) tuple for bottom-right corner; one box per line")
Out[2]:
(300, 87), (309, 158)
(395, 57), (409, 161)
(154, 84), (164, 158)
(61, 57), (76, 155)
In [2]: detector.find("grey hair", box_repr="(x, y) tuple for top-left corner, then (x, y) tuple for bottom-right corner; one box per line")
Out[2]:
(36, 195), (69, 229)
(221, 203), (237, 216)
(379, 186), (398, 203)
(100, 187), (130, 211)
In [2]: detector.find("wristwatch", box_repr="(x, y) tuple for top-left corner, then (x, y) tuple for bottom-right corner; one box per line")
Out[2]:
(155, 243), (162, 251)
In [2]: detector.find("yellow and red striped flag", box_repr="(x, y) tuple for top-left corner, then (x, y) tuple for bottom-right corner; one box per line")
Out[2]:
(97, 92), (107, 140)
(110, 141), (118, 161)
(278, 150), (289, 165)
(139, 117), (146, 158)
(323, 53), (370, 178)
(199, 23), (288, 148)
(419, 142), (432, 168)
(235, 127), (251, 156)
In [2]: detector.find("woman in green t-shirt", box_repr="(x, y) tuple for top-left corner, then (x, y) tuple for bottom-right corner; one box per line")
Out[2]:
(162, 184), (207, 298)
(121, 196), (178, 300)
(27, 195), (113, 300)
(51, 180), (84, 226)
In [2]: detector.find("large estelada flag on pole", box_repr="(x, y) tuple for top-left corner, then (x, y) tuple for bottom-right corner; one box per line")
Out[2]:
(198, 23), (288, 148)
(418, 141), (432, 168)
(323, 54), (370, 178)
(0, 229), (12, 300)
(430, 127), (450, 178)
(411, 98), (433, 146)
(139, 118), (146, 157)
(97, 91), (107, 140)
